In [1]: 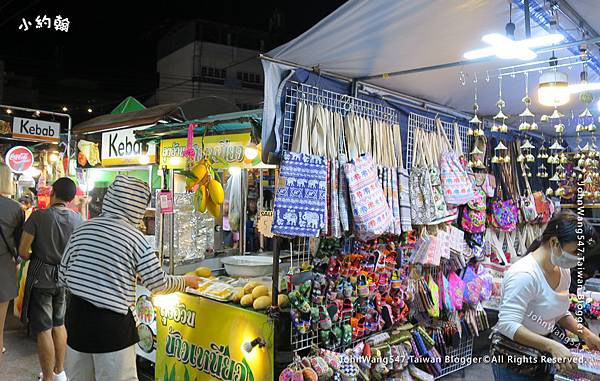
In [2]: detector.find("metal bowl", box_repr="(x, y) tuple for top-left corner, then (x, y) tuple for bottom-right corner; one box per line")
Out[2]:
(219, 256), (273, 277)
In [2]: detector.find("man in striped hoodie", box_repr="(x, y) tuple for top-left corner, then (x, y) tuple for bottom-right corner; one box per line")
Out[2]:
(59, 175), (201, 381)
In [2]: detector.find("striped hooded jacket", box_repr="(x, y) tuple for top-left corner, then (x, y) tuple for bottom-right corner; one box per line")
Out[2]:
(59, 175), (185, 315)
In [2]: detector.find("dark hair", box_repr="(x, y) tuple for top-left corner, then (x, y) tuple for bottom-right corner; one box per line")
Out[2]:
(52, 177), (77, 202)
(527, 210), (598, 253)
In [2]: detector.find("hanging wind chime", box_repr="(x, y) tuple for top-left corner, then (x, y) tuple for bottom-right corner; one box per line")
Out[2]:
(492, 76), (509, 133)
(468, 77), (485, 169)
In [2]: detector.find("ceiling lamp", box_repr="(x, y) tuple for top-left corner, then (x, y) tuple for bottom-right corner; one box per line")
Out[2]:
(464, 33), (564, 61)
(538, 71), (570, 107)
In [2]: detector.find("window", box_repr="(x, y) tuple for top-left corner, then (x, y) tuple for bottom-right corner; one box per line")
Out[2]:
(200, 66), (226, 80)
(237, 71), (263, 84)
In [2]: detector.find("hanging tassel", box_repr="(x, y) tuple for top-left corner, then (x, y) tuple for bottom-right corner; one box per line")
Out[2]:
(183, 123), (197, 160)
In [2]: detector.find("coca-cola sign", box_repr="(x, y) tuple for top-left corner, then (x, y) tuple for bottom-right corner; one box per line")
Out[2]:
(5, 146), (34, 173)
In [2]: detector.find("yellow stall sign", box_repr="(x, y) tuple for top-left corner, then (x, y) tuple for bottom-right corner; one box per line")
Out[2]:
(159, 133), (251, 169)
(155, 293), (274, 381)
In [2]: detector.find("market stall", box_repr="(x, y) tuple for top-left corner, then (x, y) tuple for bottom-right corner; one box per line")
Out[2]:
(249, 1), (600, 380)
(0, 104), (72, 205)
(131, 108), (290, 379)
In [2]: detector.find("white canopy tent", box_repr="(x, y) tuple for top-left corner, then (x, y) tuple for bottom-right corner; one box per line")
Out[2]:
(261, 0), (600, 154)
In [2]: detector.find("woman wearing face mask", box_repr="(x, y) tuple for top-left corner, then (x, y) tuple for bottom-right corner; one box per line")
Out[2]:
(492, 211), (600, 381)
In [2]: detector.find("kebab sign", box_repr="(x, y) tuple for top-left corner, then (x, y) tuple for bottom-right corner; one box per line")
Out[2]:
(5, 146), (34, 173)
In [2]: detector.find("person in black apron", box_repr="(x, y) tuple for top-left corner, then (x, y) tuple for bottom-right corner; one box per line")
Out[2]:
(19, 178), (82, 381)
(0, 164), (25, 361)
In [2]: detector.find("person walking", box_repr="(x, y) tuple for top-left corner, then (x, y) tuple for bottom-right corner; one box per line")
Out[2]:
(492, 211), (600, 381)
(59, 175), (201, 381)
(0, 164), (24, 361)
(19, 177), (83, 381)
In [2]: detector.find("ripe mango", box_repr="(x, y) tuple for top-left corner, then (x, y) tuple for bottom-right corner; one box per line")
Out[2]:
(243, 281), (258, 294)
(251, 285), (269, 299)
(208, 179), (224, 205)
(194, 267), (211, 277)
(253, 296), (271, 310)
(199, 186), (208, 213)
(232, 287), (244, 303)
(206, 196), (221, 218)
(240, 294), (254, 307)
(191, 162), (208, 183)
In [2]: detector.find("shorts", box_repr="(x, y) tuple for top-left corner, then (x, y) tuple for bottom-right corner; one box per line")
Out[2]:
(29, 287), (66, 333)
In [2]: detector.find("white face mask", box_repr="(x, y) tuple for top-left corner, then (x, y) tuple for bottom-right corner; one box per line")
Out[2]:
(550, 242), (579, 268)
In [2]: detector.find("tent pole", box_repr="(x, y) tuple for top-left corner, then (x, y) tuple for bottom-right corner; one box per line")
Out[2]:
(357, 36), (600, 81)
(524, 0), (531, 39)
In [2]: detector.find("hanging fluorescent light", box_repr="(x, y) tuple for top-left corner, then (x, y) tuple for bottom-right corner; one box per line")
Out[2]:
(464, 33), (564, 61)
(538, 71), (570, 107)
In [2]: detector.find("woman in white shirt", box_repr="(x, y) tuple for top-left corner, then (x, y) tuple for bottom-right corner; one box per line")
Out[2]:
(492, 211), (600, 381)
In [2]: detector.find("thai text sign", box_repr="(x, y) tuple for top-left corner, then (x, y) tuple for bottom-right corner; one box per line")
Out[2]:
(155, 292), (273, 381)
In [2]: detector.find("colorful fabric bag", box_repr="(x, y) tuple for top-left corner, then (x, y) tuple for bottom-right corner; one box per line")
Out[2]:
(438, 120), (474, 205)
(427, 276), (440, 318)
(272, 151), (328, 237)
(489, 199), (519, 232)
(533, 191), (553, 224)
(461, 188), (487, 233)
(409, 128), (436, 225)
(521, 193), (538, 223)
(462, 266), (483, 306)
(447, 272), (465, 311)
(344, 153), (393, 240)
(476, 264), (493, 302)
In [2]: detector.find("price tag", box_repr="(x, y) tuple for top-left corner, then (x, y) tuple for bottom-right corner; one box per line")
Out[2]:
(159, 190), (174, 214)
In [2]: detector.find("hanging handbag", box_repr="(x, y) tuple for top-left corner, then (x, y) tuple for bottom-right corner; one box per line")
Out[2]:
(344, 153), (393, 240)
(410, 128), (436, 225)
(462, 266), (483, 306)
(447, 272), (465, 311)
(489, 157), (519, 232)
(393, 122), (413, 232)
(438, 120), (474, 205)
(427, 127), (453, 223)
(533, 191), (553, 224)
(461, 188), (487, 234)
(272, 151), (328, 237)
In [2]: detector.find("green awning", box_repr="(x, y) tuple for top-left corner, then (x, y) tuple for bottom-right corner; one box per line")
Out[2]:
(134, 109), (262, 143)
(110, 97), (146, 114)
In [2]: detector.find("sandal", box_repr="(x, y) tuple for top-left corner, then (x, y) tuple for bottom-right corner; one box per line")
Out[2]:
(326, 303), (339, 323)
(319, 329), (331, 348)
(327, 257), (339, 276)
(319, 306), (332, 330)
(351, 315), (365, 340)
(298, 280), (312, 296)
(288, 290), (311, 313)
(342, 324), (353, 346)
(357, 274), (369, 298)
(331, 326), (342, 348)
(381, 304), (394, 329)
(391, 270), (402, 290)
(378, 272), (389, 293)
(343, 279), (353, 298)
(291, 309), (310, 334)
(342, 298), (354, 316)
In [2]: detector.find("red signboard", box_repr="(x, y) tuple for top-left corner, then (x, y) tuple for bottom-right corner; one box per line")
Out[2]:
(5, 146), (34, 173)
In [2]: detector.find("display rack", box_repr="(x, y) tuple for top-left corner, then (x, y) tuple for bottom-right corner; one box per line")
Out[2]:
(282, 81), (399, 153)
(289, 236), (318, 353)
(436, 332), (475, 379)
(280, 81), (476, 380)
(406, 112), (473, 171)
